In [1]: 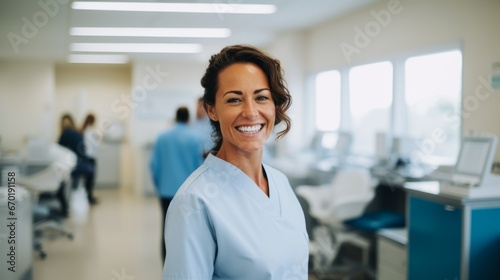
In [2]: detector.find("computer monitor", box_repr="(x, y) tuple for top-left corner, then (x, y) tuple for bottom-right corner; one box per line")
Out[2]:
(311, 131), (352, 157)
(454, 135), (497, 184)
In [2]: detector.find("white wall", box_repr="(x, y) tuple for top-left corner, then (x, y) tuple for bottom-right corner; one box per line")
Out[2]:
(0, 61), (55, 153)
(302, 0), (500, 159)
(267, 31), (308, 156)
(130, 61), (205, 146)
(55, 64), (131, 131)
(129, 60), (206, 194)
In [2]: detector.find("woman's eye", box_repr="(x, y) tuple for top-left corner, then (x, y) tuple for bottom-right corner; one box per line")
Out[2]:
(227, 98), (240, 103)
(256, 96), (270, 101)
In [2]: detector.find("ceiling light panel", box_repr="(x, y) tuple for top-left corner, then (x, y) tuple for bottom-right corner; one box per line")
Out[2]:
(71, 2), (276, 14)
(67, 54), (129, 64)
(71, 43), (202, 53)
(70, 27), (231, 38)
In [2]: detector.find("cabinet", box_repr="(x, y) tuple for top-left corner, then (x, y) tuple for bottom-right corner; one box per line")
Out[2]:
(377, 228), (407, 280)
(0, 186), (32, 280)
(406, 182), (500, 280)
(408, 196), (462, 279)
(95, 142), (121, 188)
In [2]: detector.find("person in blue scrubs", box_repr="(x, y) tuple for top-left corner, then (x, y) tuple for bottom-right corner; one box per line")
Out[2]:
(150, 106), (204, 262)
(163, 45), (309, 279)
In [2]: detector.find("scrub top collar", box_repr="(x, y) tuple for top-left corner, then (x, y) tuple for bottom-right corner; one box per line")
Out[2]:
(204, 153), (282, 218)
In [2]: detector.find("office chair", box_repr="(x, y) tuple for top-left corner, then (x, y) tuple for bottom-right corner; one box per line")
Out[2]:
(17, 144), (76, 259)
(295, 167), (375, 278)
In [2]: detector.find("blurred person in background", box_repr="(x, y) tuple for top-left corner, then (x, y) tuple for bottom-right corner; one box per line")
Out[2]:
(81, 113), (100, 205)
(57, 113), (94, 211)
(150, 106), (204, 263)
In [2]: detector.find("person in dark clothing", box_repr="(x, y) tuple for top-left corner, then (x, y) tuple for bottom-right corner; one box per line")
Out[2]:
(57, 113), (97, 205)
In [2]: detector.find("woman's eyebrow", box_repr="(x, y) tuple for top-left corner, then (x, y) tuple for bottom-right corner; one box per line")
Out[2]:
(254, 88), (270, 94)
(223, 88), (270, 97)
(223, 90), (242, 97)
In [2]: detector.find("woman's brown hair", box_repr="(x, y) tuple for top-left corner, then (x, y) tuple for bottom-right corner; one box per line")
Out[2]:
(200, 45), (292, 154)
(81, 113), (96, 132)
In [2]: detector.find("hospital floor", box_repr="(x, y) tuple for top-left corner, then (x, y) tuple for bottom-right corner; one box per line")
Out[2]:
(33, 187), (320, 280)
(33, 187), (163, 280)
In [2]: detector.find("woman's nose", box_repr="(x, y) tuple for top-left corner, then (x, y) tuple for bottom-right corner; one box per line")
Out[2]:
(242, 101), (258, 118)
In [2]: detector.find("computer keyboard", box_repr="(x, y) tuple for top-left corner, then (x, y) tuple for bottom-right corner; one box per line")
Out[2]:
(426, 171), (453, 181)
(426, 171), (479, 187)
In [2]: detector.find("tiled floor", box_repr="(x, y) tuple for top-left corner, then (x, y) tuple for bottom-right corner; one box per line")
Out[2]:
(33, 187), (163, 280)
(33, 187), (320, 280)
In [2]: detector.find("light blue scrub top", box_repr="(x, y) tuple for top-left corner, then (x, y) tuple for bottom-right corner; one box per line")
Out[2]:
(150, 123), (204, 198)
(163, 154), (309, 280)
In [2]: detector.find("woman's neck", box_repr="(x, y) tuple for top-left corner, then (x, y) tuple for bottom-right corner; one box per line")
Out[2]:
(216, 148), (269, 196)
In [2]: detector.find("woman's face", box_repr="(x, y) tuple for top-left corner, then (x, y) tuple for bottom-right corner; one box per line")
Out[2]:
(207, 62), (275, 157)
(62, 117), (72, 129)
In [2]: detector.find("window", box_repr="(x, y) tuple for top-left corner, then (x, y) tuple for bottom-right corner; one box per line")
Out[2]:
(349, 61), (393, 156)
(310, 48), (462, 164)
(404, 50), (462, 163)
(315, 70), (341, 131)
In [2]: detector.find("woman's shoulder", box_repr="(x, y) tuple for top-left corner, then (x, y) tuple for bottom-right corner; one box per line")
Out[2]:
(174, 163), (219, 200)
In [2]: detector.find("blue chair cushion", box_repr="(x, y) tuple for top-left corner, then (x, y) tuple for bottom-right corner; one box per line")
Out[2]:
(344, 211), (405, 232)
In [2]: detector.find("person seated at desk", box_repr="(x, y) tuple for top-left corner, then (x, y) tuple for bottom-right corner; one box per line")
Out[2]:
(58, 113), (97, 205)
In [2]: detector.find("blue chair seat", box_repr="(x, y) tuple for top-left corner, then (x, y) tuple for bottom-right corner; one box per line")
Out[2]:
(344, 211), (405, 232)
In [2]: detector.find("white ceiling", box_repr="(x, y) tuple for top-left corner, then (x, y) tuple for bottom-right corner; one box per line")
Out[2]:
(0, 0), (378, 64)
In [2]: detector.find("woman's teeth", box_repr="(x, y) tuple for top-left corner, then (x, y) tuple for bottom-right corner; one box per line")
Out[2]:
(237, 124), (262, 133)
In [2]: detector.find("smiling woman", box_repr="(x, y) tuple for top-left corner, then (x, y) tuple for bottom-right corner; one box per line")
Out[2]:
(162, 45), (309, 280)
(206, 63), (276, 164)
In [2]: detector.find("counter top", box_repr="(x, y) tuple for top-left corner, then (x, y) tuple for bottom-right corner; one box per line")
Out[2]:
(404, 181), (500, 207)
(378, 228), (407, 246)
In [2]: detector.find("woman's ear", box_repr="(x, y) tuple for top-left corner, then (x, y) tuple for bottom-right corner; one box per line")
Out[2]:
(207, 104), (218, 121)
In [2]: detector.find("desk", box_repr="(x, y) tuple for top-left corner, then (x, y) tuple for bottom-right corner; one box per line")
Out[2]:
(405, 181), (500, 280)
(0, 158), (50, 186)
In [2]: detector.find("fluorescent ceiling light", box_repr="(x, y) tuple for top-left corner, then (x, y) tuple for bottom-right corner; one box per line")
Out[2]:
(70, 27), (231, 38)
(68, 54), (129, 64)
(70, 43), (202, 53)
(71, 1), (276, 14)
